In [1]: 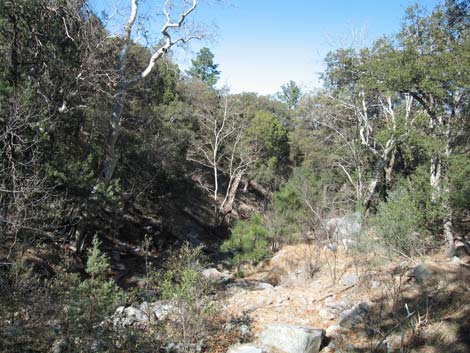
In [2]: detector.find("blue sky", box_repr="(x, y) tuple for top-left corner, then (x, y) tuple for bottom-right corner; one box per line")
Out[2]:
(90, 0), (442, 95)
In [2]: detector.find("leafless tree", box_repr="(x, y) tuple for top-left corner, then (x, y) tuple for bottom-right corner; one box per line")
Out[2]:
(303, 93), (365, 206)
(358, 93), (415, 210)
(324, 91), (416, 211)
(188, 90), (258, 220)
(0, 93), (55, 257)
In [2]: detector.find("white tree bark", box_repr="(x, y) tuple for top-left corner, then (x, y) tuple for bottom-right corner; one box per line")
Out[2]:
(222, 169), (243, 217)
(219, 124), (258, 218)
(431, 131), (454, 252)
(100, 0), (200, 182)
(363, 140), (395, 210)
(310, 98), (365, 204)
(407, 87), (463, 252)
(188, 95), (238, 201)
(360, 94), (413, 210)
(188, 94), (258, 220)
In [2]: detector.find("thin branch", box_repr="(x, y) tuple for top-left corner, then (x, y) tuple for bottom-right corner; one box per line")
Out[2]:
(140, 0), (198, 79)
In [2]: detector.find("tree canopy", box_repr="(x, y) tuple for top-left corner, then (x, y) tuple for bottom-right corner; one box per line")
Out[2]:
(187, 47), (221, 87)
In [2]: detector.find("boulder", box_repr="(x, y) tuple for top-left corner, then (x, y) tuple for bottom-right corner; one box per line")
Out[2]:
(224, 321), (251, 339)
(202, 267), (232, 283)
(113, 301), (176, 327)
(113, 306), (148, 327)
(326, 212), (361, 250)
(326, 298), (351, 313)
(412, 263), (433, 283)
(162, 341), (203, 353)
(261, 324), (325, 353)
(227, 344), (266, 353)
(319, 307), (335, 321)
(340, 274), (359, 286)
(370, 280), (380, 289)
(140, 301), (175, 321)
(52, 338), (68, 353)
(325, 323), (342, 337)
(255, 282), (274, 291)
(339, 301), (369, 328)
(239, 324), (251, 337)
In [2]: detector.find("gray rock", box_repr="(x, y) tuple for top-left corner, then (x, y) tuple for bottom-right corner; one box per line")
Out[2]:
(325, 323), (342, 337)
(52, 338), (67, 353)
(227, 343), (266, 353)
(412, 263), (433, 282)
(261, 324), (325, 353)
(326, 299), (351, 313)
(319, 308), (335, 321)
(235, 279), (250, 287)
(202, 267), (232, 283)
(162, 341), (201, 353)
(256, 282), (274, 291)
(143, 301), (175, 321)
(340, 274), (359, 286)
(339, 301), (369, 328)
(113, 306), (149, 327)
(326, 212), (362, 242)
(370, 280), (380, 289)
(113, 301), (177, 327)
(239, 324), (251, 336)
(202, 267), (224, 280)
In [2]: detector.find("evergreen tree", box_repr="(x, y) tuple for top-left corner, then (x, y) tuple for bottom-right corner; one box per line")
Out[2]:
(187, 47), (221, 87)
(277, 80), (302, 110)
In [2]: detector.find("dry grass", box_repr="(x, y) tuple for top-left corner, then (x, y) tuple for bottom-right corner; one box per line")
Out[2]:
(222, 243), (470, 353)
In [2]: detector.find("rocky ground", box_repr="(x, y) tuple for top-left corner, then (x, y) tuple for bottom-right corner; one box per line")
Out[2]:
(106, 241), (470, 353)
(214, 244), (470, 353)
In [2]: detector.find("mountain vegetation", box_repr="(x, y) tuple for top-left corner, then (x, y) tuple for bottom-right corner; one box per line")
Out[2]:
(0, 0), (468, 352)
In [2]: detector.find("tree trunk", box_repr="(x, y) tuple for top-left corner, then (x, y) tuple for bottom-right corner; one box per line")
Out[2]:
(95, 0), (199, 184)
(213, 159), (218, 201)
(443, 120), (454, 253)
(443, 200), (454, 252)
(430, 155), (442, 202)
(363, 141), (395, 211)
(100, 96), (125, 182)
(429, 114), (454, 253)
(222, 170), (243, 216)
(384, 148), (396, 193)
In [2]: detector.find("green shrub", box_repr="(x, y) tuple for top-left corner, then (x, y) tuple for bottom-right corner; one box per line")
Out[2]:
(270, 166), (327, 242)
(68, 236), (125, 328)
(234, 270), (245, 278)
(449, 154), (470, 211)
(406, 165), (445, 233)
(221, 214), (271, 268)
(369, 187), (425, 256)
(156, 244), (216, 342)
(158, 244), (211, 302)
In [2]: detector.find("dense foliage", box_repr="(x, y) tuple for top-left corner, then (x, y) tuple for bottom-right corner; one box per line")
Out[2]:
(0, 0), (468, 351)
